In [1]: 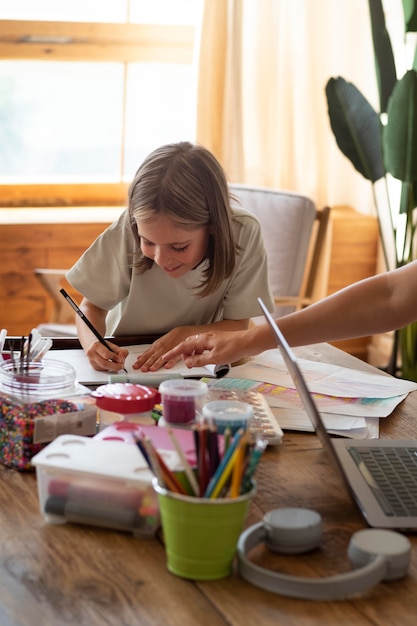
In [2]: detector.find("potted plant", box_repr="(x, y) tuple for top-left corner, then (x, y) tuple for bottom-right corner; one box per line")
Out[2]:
(325, 0), (417, 380)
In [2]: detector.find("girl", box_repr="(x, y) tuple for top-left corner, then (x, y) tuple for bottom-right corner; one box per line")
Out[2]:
(66, 141), (273, 371)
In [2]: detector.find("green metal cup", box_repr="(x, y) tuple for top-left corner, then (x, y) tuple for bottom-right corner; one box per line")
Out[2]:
(153, 478), (255, 580)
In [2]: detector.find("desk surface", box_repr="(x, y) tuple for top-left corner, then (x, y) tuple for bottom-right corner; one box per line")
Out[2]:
(1, 343), (416, 626)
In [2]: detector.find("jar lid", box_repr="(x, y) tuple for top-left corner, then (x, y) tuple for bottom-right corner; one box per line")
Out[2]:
(202, 399), (253, 432)
(159, 379), (208, 398)
(92, 383), (160, 413)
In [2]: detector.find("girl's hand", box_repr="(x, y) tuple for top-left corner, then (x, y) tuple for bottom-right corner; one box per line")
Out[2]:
(85, 340), (129, 372)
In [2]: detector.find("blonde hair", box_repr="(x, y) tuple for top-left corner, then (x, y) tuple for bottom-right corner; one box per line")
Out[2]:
(128, 141), (240, 296)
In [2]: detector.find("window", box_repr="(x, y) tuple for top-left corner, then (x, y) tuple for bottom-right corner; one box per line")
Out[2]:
(0, 0), (202, 206)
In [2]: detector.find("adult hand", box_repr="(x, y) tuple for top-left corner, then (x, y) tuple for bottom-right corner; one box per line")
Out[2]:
(132, 327), (201, 372)
(162, 330), (249, 369)
(85, 339), (129, 372)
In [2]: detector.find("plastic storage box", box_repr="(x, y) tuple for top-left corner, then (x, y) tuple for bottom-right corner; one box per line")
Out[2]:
(31, 434), (184, 537)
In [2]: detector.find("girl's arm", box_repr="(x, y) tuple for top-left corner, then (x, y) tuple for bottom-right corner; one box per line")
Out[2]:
(75, 298), (128, 371)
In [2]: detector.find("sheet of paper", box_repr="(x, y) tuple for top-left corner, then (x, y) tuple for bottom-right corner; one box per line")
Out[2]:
(230, 349), (417, 398)
(45, 346), (228, 386)
(273, 408), (379, 439)
(258, 386), (408, 418)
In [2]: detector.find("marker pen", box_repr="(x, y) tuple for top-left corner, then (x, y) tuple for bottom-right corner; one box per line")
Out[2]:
(45, 496), (143, 532)
(48, 479), (143, 509)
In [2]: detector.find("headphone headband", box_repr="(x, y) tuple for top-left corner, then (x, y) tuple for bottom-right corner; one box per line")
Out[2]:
(236, 508), (411, 601)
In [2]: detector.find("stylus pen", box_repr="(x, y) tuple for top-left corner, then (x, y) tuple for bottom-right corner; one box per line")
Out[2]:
(59, 288), (127, 372)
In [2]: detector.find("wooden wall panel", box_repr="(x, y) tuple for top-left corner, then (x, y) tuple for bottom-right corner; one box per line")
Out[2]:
(0, 221), (110, 335)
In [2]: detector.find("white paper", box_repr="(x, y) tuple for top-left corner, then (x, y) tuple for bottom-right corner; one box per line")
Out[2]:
(230, 349), (417, 398)
(45, 345), (229, 386)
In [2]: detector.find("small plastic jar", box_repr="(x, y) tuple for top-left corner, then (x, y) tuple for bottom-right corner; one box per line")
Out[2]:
(92, 383), (160, 430)
(159, 379), (208, 424)
(202, 399), (254, 434)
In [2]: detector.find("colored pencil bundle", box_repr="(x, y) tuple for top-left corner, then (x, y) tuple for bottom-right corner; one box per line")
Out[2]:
(135, 424), (267, 499)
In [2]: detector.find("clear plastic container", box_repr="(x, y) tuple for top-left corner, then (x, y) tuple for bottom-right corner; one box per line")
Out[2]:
(92, 382), (160, 430)
(0, 358), (96, 471)
(202, 399), (254, 434)
(0, 358), (77, 401)
(159, 379), (208, 424)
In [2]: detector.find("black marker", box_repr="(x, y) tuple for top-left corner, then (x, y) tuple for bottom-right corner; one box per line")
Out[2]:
(60, 288), (127, 372)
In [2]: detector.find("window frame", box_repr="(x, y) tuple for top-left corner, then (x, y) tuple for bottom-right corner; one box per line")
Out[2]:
(0, 19), (195, 208)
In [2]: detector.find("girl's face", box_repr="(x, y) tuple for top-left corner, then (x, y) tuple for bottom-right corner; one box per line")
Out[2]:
(137, 215), (210, 278)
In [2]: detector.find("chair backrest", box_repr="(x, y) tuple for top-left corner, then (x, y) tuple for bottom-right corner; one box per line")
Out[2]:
(293, 205), (331, 307)
(33, 268), (78, 336)
(229, 184), (331, 318)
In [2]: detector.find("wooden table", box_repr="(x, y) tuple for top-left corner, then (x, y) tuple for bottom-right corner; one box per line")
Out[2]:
(0, 343), (416, 626)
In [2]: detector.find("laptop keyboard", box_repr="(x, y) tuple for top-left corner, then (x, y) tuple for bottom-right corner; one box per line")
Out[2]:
(348, 446), (417, 517)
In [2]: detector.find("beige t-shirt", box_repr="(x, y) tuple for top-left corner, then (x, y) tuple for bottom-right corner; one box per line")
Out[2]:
(66, 207), (274, 335)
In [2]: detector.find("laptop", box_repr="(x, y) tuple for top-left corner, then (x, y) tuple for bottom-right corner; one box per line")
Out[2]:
(258, 297), (417, 530)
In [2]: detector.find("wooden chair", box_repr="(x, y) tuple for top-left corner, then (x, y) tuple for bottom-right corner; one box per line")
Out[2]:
(274, 205), (331, 311)
(229, 184), (331, 320)
(33, 268), (78, 336)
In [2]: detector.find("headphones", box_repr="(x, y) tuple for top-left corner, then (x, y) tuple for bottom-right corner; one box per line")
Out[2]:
(237, 508), (411, 601)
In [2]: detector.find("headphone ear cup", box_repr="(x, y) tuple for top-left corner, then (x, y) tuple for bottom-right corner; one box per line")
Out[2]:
(263, 508), (322, 554)
(348, 528), (411, 581)
(237, 509), (411, 601)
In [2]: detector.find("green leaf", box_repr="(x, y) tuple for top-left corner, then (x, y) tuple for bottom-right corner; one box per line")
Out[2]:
(402, 0), (417, 31)
(383, 70), (417, 182)
(368, 0), (397, 112)
(326, 77), (384, 182)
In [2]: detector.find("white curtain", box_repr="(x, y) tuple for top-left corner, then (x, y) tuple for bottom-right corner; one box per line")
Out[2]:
(195, 0), (379, 215)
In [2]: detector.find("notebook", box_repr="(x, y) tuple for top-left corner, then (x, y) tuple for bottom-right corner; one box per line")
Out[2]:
(44, 345), (230, 387)
(258, 297), (417, 530)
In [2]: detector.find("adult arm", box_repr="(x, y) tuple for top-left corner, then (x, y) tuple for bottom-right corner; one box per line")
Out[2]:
(162, 262), (417, 367)
(133, 318), (249, 371)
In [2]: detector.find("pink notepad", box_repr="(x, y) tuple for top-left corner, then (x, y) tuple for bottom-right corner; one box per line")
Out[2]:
(94, 422), (204, 466)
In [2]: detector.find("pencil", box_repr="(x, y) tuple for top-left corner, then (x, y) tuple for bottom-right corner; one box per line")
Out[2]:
(167, 428), (199, 496)
(209, 446), (239, 499)
(198, 424), (209, 496)
(141, 436), (186, 494)
(153, 447), (188, 495)
(208, 425), (220, 476)
(60, 288), (127, 372)
(230, 431), (248, 498)
(203, 428), (245, 498)
(240, 438), (268, 494)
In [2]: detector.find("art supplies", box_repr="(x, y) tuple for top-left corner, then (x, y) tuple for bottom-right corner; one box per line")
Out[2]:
(154, 479), (255, 580)
(202, 380), (283, 444)
(31, 434), (165, 536)
(158, 379), (208, 424)
(148, 422), (260, 580)
(202, 399), (254, 434)
(0, 395), (96, 470)
(92, 382), (160, 429)
(0, 329), (53, 364)
(134, 420), (267, 500)
(0, 333), (96, 470)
